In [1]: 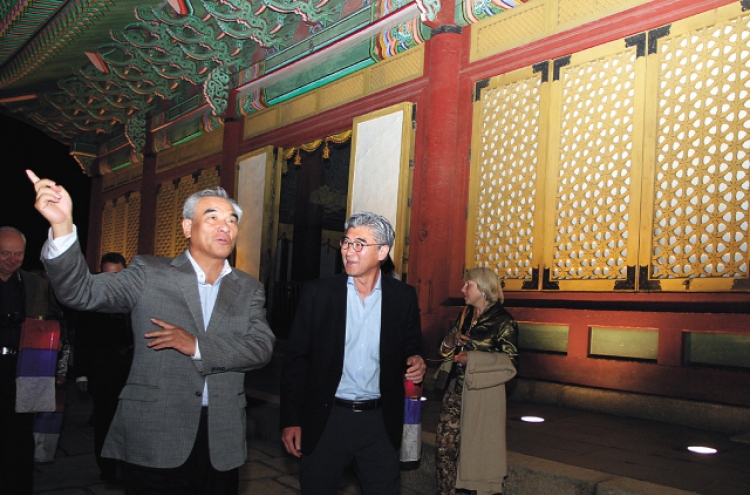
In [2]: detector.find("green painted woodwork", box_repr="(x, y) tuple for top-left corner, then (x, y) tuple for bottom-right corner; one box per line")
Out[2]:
(0, 0), (442, 164)
(107, 147), (134, 170)
(518, 323), (569, 353)
(683, 332), (750, 369)
(589, 327), (658, 361)
(265, 6), (373, 73)
(265, 41), (374, 102)
(169, 119), (202, 146)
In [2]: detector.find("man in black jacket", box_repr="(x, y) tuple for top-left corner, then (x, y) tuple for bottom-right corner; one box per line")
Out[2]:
(281, 212), (425, 494)
(75, 252), (133, 482)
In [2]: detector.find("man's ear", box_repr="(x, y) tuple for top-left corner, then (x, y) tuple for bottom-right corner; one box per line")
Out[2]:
(378, 244), (390, 262)
(182, 218), (192, 240)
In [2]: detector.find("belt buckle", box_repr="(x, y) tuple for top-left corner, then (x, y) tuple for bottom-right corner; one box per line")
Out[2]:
(0, 347), (18, 356)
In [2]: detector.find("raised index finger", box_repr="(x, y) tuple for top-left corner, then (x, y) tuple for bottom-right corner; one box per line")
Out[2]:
(26, 169), (41, 184)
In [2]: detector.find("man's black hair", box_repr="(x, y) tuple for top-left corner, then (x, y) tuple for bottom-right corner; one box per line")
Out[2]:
(100, 252), (127, 270)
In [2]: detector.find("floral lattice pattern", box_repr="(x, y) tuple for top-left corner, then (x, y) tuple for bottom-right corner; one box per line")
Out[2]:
(473, 75), (541, 280)
(552, 47), (637, 280)
(650, 16), (750, 279)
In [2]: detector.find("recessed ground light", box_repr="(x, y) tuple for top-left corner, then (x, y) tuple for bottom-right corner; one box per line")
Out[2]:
(520, 416), (545, 423)
(687, 446), (717, 454)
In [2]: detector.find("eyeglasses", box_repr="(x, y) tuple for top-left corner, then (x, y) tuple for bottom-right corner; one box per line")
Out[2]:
(339, 239), (384, 252)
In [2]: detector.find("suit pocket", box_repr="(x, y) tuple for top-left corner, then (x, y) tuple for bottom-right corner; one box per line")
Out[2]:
(119, 384), (159, 402)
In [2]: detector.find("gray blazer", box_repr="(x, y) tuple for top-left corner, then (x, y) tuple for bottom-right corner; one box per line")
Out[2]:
(43, 241), (275, 470)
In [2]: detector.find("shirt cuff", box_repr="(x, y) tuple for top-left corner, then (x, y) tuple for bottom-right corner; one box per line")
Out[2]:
(192, 341), (201, 360)
(76, 376), (88, 383)
(41, 225), (77, 259)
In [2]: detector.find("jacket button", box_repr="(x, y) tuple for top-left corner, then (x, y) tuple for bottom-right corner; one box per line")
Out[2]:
(195, 391), (201, 397)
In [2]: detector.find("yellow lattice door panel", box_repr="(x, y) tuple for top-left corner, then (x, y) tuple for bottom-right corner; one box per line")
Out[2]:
(468, 64), (550, 291)
(99, 193), (141, 264)
(545, 39), (646, 291)
(155, 181), (178, 257)
(100, 201), (116, 257)
(124, 192), (141, 264)
(173, 176), (196, 256)
(640, 4), (750, 291)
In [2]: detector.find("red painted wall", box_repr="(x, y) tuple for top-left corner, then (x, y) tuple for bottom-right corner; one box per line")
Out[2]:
(87, 0), (750, 406)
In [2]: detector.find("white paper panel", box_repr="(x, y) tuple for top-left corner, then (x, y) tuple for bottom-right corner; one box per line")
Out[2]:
(350, 110), (404, 233)
(236, 152), (268, 278)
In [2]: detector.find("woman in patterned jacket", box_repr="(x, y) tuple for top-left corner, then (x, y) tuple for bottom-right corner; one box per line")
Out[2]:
(436, 267), (519, 495)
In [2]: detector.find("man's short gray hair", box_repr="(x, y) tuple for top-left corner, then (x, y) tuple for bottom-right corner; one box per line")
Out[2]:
(344, 212), (395, 250)
(0, 226), (26, 246)
(182, 187), (243, 222)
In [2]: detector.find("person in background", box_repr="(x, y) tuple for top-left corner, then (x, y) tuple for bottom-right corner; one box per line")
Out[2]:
(436, 267), (518, 495)
(28, 170), (275, 495)
(0, 226), (67, 495)
(75, 252), (133, 483)
(281, 211), (425, 494)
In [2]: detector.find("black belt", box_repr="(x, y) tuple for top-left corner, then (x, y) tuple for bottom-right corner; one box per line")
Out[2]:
(334, 398), (381, 412)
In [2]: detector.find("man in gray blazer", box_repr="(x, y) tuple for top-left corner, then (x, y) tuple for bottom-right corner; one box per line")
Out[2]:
(27, 170), (275, 494)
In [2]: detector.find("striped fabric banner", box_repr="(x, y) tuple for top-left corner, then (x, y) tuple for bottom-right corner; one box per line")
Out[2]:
(15, 318), (60, 413)
(400, 397), (422, 464)
(33, 387), (67, 462)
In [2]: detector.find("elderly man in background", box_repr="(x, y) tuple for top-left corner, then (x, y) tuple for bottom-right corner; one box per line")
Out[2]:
(27, 170), (275, 495)
(0, 226), (67, 495)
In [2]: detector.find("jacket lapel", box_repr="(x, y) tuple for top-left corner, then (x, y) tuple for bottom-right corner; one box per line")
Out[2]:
(171, 252), (205, 333)
(333, 274), (349, 359)
(206, 271), (241, 333)
(380, 276), (397, 353)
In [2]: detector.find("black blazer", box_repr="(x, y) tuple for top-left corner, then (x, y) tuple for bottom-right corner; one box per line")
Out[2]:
(280, 273), (422, 454)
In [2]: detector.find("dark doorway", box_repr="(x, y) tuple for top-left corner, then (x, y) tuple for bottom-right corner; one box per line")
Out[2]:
(270, 138), (351, 337)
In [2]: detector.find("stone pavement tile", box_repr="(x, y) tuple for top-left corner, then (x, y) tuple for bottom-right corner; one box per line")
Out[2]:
(597, 476), (699, 495)
(576, 456), (716, 493)
(34, 453), (101, 491)
(239, 477), (299, 494)
(248, 438), (287, 457)
(56, 424), (95, 457)
(510, 442), (591, 464)
(239, 460), (282, 480)
(246, 446), (273, 461)
(277, 475), (301, 491)
(262, 454), (301, 475)
(712, 444), (750, 471)
(698, 479), (750, 495)
(508, 428), (594, 458)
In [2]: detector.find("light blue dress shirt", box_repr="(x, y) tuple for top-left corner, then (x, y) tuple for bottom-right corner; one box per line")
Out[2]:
(335, 273), (383, 401)
(186, 251), (232, 407)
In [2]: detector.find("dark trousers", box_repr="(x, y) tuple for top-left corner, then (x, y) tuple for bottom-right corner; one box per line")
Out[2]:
(0, 356), (35, 495)
(89, 351), (130, 480)
(300, 405), (400, 495)
(92, 391), (119, 479)
(121, 408), (239, 495)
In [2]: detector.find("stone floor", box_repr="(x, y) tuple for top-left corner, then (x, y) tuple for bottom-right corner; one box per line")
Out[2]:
(32, 346), (750, 495)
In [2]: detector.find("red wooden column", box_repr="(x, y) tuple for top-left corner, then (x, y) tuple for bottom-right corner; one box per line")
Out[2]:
(220, 90), (242, 194)
(85, 173), (104, 273)
(138, 130), (158, 255)
(410, 1), (465, 356)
